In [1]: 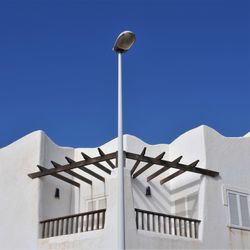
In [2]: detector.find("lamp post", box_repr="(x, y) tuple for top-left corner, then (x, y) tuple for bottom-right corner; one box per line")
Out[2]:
(113, 31), (136, 250)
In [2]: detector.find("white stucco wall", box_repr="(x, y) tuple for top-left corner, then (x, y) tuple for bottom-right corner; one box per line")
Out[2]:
(1, 125), (250, 249)
(0, 131), (42, 249)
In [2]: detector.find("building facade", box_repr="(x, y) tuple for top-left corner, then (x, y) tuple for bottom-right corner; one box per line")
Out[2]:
(1, 125), (250, 249)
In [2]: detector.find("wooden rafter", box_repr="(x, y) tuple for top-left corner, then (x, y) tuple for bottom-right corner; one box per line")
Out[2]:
(81, 152), (111, 175)
(160, 160), (199, 185)
(28, 149), (219, 187)
(130, 147), (146, 176)
(37, 165), (80, 188)
(78, 166), (105, 182)
(65, 156), (105, 182)
(51, 161), (92, 185)
(132, 152), (165, 179)
(126, 152), (218, 178)
(147, 156), (183, 182)
(98, 148), (116, 169)
(28, 152), (116, 179)
(65, 156), (75, 164)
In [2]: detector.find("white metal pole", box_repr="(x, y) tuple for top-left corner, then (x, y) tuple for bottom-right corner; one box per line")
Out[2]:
(117, 52), (125, 250)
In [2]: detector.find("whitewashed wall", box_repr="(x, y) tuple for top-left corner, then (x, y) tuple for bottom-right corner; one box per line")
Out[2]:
(1, 126), (250, 249)
(0, 131), (42, 249)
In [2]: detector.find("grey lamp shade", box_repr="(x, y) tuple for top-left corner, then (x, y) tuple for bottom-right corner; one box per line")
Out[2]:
(113, 31), (136, 53)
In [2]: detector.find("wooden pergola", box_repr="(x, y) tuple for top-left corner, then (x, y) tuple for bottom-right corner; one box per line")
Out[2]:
(28, 147), (219, 186)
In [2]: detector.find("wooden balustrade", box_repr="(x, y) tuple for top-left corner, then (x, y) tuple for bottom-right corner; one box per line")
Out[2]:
(40, 209), (106, 238)
(135, 208), (200, 239)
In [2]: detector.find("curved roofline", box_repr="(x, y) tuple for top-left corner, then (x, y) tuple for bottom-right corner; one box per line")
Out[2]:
(1, 125), (250, 150)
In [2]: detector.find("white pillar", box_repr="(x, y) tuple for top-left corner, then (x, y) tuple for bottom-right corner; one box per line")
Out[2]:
(117, 52), (125, 250)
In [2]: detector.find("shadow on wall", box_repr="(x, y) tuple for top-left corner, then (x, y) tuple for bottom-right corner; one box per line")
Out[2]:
(132, 177), (201, 219)
(132, 178), (172, 213)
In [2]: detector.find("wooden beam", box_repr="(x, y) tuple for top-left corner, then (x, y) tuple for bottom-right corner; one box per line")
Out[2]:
(147, 156), (182, 182)
(65, 156), (75, 164)
(126, 152), (218, 177)
(81, 152), (112, 175)
(51, 161), (92, 185)
(98, 148), (116, 169)
(78, 166), (105, 182)
(37, 165), (80, 188)
(160, 160), (199, 185)
(160, 170), (185, 185)
(130, 147), (146, 176)
(28, 152), (117, 179)
(132, 152), (165, 179)
(172, 156), (183, 164)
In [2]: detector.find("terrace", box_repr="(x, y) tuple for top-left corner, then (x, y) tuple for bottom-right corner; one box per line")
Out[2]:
(28, 148), (218, 239)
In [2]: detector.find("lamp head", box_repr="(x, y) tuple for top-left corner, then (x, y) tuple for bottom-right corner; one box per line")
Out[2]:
(113, 31), (136, 53)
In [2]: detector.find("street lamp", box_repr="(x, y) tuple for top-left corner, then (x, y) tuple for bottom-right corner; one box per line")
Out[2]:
(113, 31), (136, 250)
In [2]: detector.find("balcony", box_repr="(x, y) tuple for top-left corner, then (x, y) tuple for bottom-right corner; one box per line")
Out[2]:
(135, 208), (200, 239)
(40, 209), (106, 239)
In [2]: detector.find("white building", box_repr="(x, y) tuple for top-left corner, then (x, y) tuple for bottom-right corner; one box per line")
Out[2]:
(1, 125), (250, 249)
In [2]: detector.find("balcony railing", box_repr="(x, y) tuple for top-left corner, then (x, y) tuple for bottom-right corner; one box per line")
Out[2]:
(135, 208), (200, 239)
(40, 209), (106, 238)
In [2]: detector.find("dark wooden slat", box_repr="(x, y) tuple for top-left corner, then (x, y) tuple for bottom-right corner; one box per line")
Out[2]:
(47, 221), (50, 238)
(184, 220), (187, 237)
(42, 222), (46, 238)
(102, 211), (105, 229)
(160, 170), (185, 185)
(28, 152), (117, 179)
(126, 152), (219, 177)
(65, 218), (69, 234)
(71, 217), (74, 234)
(147, 156), (183, 182)
(81, 215), (84, 232)
(194, 221), (199, 238)
(97, 213), (100, 230)
(163, 217), (166, 234)
(160, 160), (199, 185)
(75, 216), (79, 233)
(130, 147), (146, 176)
(91, 213), (95, 230)
(179, 219), (182, 236)
(133, 152), (166, 179)
(141, 212), (144, 230)
(135, 210), (138, 229)
(37, 166), (80, 188)
(189, 221), (193, 238)
(81, 152), (112, 175)
(152, 214), (155, 232)
(98, 148), (116, 169)
(65, 170), (92, 185)
(174, 218), (177, 235)
(158, 215), (161, 232)
(51, 161), (92, 185)
(56, 220), (59, 236)
(65, 156), (75, 164)
(61, 219), (64, 235)
(86, 214), (89, 231)
(78, 166), (105, 182)
(147, 166), (170, 182)
(169, 217), (172, 234)
(51, 221), (54, 237)
(147, 212), (150, 231)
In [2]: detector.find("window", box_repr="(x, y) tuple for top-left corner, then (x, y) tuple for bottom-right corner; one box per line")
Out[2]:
(174, 193), (199, 218)
(227, 190), (250, 229)
(86, 196), (107, 211)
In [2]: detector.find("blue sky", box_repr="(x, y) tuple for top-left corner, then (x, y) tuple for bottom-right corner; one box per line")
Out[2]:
(0, 0), (249, 148)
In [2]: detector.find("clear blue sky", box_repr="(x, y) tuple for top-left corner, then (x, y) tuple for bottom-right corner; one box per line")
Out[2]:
(0, 0), (249, 148)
